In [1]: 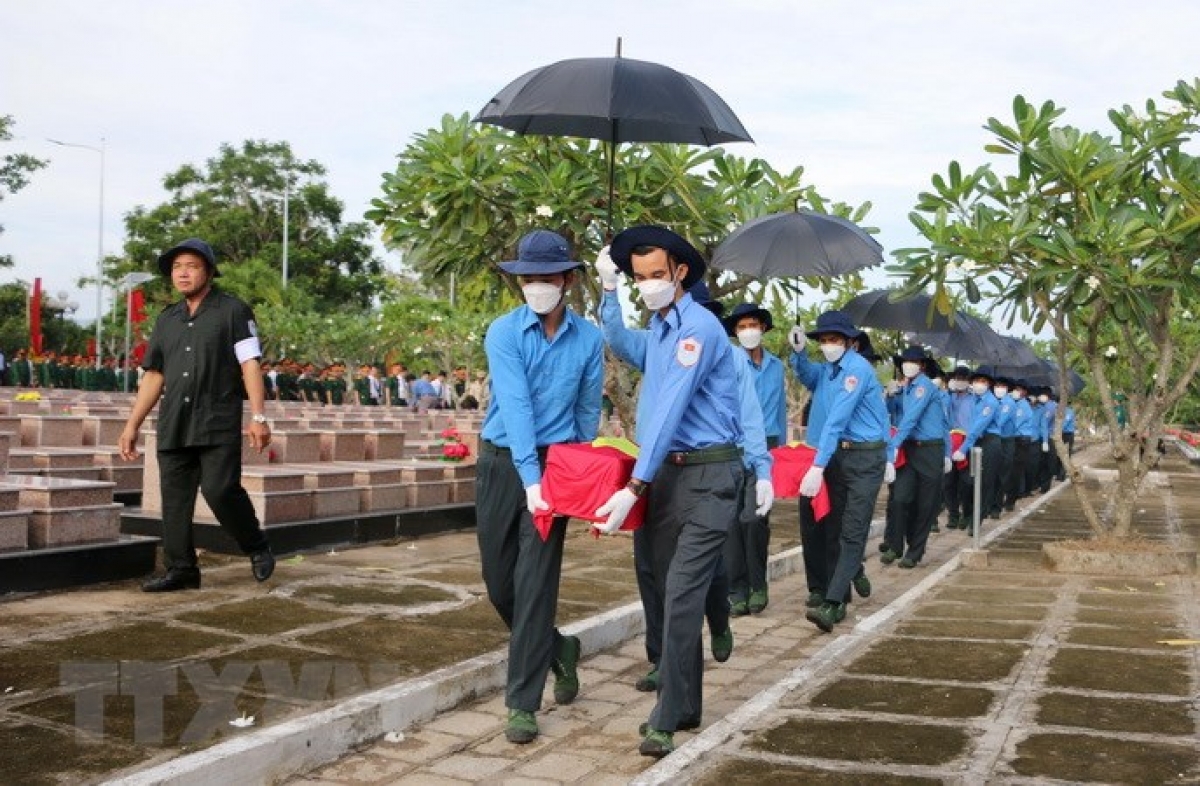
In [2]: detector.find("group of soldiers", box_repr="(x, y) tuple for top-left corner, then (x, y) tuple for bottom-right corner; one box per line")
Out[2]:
(2, 348), (139, 391)
(260, 360), (489, 410)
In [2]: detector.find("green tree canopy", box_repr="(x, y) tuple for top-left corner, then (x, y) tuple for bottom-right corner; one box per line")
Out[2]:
(894, 78), (1200, 538)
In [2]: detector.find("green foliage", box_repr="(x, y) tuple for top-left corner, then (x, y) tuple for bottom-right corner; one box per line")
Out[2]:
(893, 78), (1200, 536)
(0, 115), (49, 268)
(111, 140), (383, 313)
(0, 282), (89, 355)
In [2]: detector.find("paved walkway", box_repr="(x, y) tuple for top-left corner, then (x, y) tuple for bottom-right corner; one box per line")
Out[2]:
(291, 451), (1200, 786)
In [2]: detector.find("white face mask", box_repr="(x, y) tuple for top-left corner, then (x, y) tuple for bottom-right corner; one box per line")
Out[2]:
(522, 282), (563, 315)
(637, 278), (676, 311)
(1012, 390), (1024, 400)
(820, 343), (846, 363)
(994, 386), (1009, 398)
(1038, 394), (1050, 403)
(971, 381), (990, 396)
(901, 362), (921, 379)
(949, 379), (968, 392)
(737, 328), (763, 350)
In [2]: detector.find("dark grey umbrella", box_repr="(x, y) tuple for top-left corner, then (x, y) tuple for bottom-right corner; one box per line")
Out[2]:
(841, 289), (957, 332)
(710, 210), (884, 279)
(1000, 357), (1086, 395)
(474, 50), (752, 232)
(911, 315), (1028, 364)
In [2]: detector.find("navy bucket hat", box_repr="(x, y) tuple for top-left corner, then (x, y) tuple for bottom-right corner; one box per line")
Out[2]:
(609, 225), (706, 290)
(805, 309), (861, 341)
(498, 230), (581, 275)
(894, 345), (929, 364)
(971, 365), (996, 382)
(722, 303), (774, 336)
(158, 238), (220, 277)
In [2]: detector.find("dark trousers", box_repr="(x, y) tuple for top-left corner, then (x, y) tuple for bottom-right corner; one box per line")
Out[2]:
(475, 444), (566, 712)
(944, 464), (969, 518)
(643, 459), (741, 733)
(1005, 438), (1031, 506)
(800, 493), (845, 602)
(961, 434), (1001, 523)
(725, 471), (770, 602)
(889, 443), (944, 563)
(824, 447), (885, 604)
(157, 443), (268, 571)
(995, 438), (1016, 514)
(1024, 440), (1041, 495)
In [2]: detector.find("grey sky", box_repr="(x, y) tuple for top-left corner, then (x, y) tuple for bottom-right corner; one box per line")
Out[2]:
(4, 0), (1198, 323)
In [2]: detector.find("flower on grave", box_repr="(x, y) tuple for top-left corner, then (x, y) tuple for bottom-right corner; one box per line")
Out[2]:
(438, 427), (470, 462)
(14, 392), (42, 401)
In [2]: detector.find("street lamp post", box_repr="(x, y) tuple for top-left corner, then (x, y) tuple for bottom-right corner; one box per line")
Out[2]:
(120, 272), (155, 393)
(47, 136), (106, 368)
(259, 184), (290, 288)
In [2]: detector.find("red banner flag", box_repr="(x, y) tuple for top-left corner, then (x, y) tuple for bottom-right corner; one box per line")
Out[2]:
(30, 278), (42, 355)
(130, 288), (146, 324)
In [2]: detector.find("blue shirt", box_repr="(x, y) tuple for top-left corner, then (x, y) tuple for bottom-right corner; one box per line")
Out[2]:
(887, 374), (947, 463)
(411, 377), (437, 399)
(600, 291), (743, 482)
(948, 389), (974, 431)
(789, 347), (888, 467)
(1062, 406), (1076, 434)
(1012, 397), (1037, 438)
(1040, 399), (1059, 441)
(734, 352), (772, 479)
(744, 348), (787, 443)
(960, 390), (1000, 453)
(995, 395), (1016, 438)
(480, 305), (604, 487)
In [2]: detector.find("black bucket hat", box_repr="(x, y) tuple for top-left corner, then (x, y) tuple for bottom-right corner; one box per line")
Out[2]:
(722, 303), (774, 336)
(610, 225), (706, 290)
(157, 238), (220, 277)
(893, 345), (928, 365)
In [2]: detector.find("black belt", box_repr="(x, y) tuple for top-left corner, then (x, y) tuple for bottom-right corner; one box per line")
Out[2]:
(482, 441), (549, 459)
(904, 439), (944, 448)
(1016, 437), (1033, 444)
(839, 440), (885, 450)
(665, 444), (741, 466)
(766, 435), (782, 450)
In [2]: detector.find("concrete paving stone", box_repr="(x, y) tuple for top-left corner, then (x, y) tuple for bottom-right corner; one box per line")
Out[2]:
(368, 729), (470, 764)
(426, 752), (512, 780)
(309, 753), (406, 783)
(424, 708), (503, 737)
(389, 773), (471, 786)
(583, 652), (642, 674)
(493, 778), (559, 786)
(514, 750), (603, 781)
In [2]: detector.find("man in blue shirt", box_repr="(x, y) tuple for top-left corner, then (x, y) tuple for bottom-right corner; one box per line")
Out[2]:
(476, 230), (604, 745)
(1061, 401), (1077, 459)
(593, 225), (744, 758)
(881, 346), (948, 568)
(951, 366), (1002, 531)
(991, 376), (1016, 519)
(1004, 378), (1037, 508)
(1037, 389), (1060, 492)
(789, 310), (888, 633)
(722, 303), (786, 615)
(944, 365), (974, 529)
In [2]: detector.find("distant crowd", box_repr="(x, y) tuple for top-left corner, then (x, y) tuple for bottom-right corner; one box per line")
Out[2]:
(0, 348), (138, 391)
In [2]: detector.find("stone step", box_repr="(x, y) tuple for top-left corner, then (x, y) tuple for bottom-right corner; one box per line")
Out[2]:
(268, 431), (323, 463)
(81, 416), (128, 447)
(98, 465), (143, 494)
(0, 415), (19, 435)
(316, 430), (367, 462)
(27, 502), (122, 548)
(364, 431), (405, 460)
(0, 508), (30, 551)
(4, 475), (115, 509)
(10, 447), (96, 469)
(0, 484), (21, 511)
(240, 467), (308, 494)
(20, 415), (85, 447)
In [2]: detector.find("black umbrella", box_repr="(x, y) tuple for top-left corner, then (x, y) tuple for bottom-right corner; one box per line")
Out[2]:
(474, 45), (753, 232)
(710, 210), (884, 279)
(911, 314), (1024, 364)
(1000, 357), (1086, 395)
(841, 289), (957, 333)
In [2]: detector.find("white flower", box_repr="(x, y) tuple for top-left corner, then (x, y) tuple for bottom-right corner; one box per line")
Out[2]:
(535, 204), (553, 218)
(1084, 275), (1100, 291)
(1105, 345), (1118, 359)
(959, 260), (978, 274)
(660, 194), (676, 207)
(421, 201), (437, 218)
(1182, 310), (1194, 320)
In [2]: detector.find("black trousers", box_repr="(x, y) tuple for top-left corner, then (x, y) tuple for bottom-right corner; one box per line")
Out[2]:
(725, 471), (770, 602)
(995, 438), (1016, 514)
(157, 443), (268, 571)
(643, 459), (741, 733)
(961, 434), (1001, 523)
(1005, 438), (1031, 506)
(475, 443), (567, 712)
(889, 443), (944, 563)
(821, 447), (885, 604)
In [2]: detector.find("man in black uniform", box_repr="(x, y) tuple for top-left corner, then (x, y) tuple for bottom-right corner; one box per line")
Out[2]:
(119, 238), (275, 591)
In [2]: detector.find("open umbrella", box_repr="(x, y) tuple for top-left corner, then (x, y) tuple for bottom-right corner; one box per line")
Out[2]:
(999, 357), (1086, 395)
(841, 289), (957, 333)
(474, 43), (752, 232)
(911, 314), (1029, 364)
(710, 210), (884, 279)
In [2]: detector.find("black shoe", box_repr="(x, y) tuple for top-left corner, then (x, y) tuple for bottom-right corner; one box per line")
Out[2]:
(250, 548), (275, 582)
(142, 569), (201, 593)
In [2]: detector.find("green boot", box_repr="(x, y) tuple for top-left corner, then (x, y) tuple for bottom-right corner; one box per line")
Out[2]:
(634, 666), (659, 692)
(639, 728), (674, 758)
(551, 634), (581, 705)
(747, 586), (769, 614)
(505, 708), (538, 744)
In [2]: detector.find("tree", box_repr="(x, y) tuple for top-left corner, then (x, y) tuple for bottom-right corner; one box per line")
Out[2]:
(111, 140), (383, 314)
(894, 79), (1200, 538)
(1, 115), (49, 268)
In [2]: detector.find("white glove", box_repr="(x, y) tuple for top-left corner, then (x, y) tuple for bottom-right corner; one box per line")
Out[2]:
(886, 380), (901, 396)
(595, 245), (620, 290)
(952, 450), (966, 463)
(943, 457), (953, 474)
(789, 326), (806, 353)
(799, 466), (824, 498)
(884, 462), (896, 484)
(1042, 441), (1049, 453)
(754, 478), (775, 516)
(594, 487), (638, 534)
(525, 483), (550, 516)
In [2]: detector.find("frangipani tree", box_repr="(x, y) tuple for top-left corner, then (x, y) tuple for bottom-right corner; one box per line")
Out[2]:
(895, 79), (1200, 538)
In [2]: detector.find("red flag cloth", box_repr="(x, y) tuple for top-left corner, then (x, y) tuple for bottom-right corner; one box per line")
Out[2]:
(130, 288), (147, 324)
(535, 442), (648, 541)
(890, 426), (907, 469)
(130, 340), (148, 365)
(86, 338), (97, 358)
(30, 278), (42, 356)
(768, 444), (832, 521)
(951, 429), (968, 470)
